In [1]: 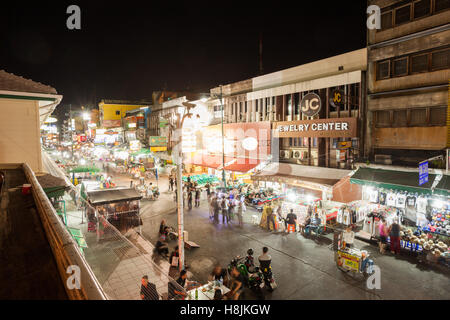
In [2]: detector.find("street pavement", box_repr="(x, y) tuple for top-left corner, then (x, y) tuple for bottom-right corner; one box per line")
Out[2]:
(133, 171), (450, 300)
(46, 156), (450, 300)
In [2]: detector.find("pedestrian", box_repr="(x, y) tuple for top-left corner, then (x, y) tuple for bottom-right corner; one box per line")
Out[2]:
(285, 209), (297, 233)
(378, 217), (388, 254)
(209, 193), (215, 220)
(236, 201), (244, 227)
(130, 180), (134, 188)
(213, 196), (220, 224)
(221, 196), (229, 224)
(195, 188), (201, 207)
(140, 275), (159, 300)
(187, 189), (193, 210)
(266, 205), (276, 231)
(205, 182), (211, 198)
(169, 176), (174, 191)
(228, 197), (235, 223)
(388, 218), (401, 255)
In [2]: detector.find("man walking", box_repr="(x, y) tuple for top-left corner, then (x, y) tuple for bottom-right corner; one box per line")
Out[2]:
(221, 196), (229, 224)
(169, 176), (174, 191)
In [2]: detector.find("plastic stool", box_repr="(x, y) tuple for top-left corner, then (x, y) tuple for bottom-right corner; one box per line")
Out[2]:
(252, 215), (259, 225)
(287, 224), (295, 233)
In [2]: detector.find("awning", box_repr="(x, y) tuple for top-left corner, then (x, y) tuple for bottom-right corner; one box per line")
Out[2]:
(433, 175), (450, 197)
(252, 163), (351, 190)
(184, 154), (260, 173)
(87, 188), (142, 205)
(349, 167), (437, 194)
(36, 173), (70, 198)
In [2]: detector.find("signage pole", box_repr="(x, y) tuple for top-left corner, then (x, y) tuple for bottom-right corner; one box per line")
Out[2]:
(175, 127), (184, 272)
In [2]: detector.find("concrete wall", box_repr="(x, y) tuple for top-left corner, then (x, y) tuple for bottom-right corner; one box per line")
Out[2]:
(0, 98), (42, 172)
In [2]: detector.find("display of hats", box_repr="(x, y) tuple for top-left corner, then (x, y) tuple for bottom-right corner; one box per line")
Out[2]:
(418, 239), (426, 245)
(400, 231), (405, 237)
(423, 243), (431, 251)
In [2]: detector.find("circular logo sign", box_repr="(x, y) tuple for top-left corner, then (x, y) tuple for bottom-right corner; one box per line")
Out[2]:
(300, 93), (321, 117)
(242, 137), (258, 151)
(330, 89), (344, 109)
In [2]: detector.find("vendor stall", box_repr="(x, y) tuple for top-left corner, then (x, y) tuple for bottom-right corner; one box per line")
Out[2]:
(87, 188), (143, 239)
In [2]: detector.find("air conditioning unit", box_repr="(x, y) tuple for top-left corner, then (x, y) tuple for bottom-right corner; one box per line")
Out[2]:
(280, 150), (291, 159)
(375, 154), (392, 165)
(293, 150), (302, 159)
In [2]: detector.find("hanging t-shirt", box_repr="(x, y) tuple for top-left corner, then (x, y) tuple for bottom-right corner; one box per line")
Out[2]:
(343, 210), (351, 225)
(406, 195), (416, 209)
(337, 208), (344, 224)
(386, 193), (396, 207)
(369, 190), (379, 203)
(379, 192), (387, 205)
(396, 194), (406, 208)
(416, 197), (427, 214)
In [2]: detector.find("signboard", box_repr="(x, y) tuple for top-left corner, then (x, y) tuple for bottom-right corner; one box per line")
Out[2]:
(102, 119), (121, 128)
(330, 89), (344, 109)
(149, 136), (168, 147)
(337, 250), (360, 272)
(300, 93), (321, 117)
(338, 141), (352, 150)
(273, 117), (358, 138)
(159, 119), (169, 128)
(150, 146), (167, 152)
(419, 161), (429, 186)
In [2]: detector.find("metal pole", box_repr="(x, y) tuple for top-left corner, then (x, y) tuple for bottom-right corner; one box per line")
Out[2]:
(220, 85), (226, 188)
(175, 123), (185, 272)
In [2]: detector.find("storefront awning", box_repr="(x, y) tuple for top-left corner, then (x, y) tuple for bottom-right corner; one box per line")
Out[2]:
(184, 154), (260, 173)
(349, 167), (437, 194)
(87, 188), (142, 205)
(252, 162), (351, 190)
(433, 175), (450, 197)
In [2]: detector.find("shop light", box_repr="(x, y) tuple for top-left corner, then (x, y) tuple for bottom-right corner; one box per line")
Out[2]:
(79, 158), (86, 165)
(306, 194), (314, 202)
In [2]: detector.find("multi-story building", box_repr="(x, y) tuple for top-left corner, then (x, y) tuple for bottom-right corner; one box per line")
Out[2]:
(207, 49), (367, 200)
(98, 99), (152, 129)
(366, 0), (450, 167)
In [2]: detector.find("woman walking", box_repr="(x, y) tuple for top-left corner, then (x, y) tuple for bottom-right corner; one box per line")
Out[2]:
(236, 201), (244, 227)
(378, 217), (388, 254)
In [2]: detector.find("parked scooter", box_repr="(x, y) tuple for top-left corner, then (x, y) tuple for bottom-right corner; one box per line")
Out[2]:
(228, 254), (265, 300)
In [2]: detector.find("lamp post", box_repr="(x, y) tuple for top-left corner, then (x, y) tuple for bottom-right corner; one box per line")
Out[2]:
(165, 101), (198, 272)
(210, 86), (227, 188)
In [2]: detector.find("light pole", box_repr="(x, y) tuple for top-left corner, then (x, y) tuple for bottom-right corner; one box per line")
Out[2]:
(210, 86), (227, 188)
(165, 102), (198, 272)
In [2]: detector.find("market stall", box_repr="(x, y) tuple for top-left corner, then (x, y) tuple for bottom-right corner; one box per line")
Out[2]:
(87, 188), (143, 239)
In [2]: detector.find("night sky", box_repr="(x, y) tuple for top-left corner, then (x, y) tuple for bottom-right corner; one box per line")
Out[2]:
(1, 1), (367, 112)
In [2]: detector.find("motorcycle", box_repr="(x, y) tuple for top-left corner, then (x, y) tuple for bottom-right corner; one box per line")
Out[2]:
(228, 255), (265, 300)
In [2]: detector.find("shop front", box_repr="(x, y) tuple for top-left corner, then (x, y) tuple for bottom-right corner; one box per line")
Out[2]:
(347, 166), (449, 264)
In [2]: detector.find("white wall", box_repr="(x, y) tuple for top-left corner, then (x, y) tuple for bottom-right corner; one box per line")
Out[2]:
(0, 98), (42, 172)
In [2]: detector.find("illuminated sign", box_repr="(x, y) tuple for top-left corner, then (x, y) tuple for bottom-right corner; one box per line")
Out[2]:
(300, 93), (321, 117)
(274, 118), (358, 138)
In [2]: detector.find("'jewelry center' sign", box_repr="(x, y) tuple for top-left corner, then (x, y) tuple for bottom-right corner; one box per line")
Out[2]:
(273, 117), (358, 138)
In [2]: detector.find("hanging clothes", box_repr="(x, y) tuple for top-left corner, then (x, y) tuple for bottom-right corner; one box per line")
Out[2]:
(386, 193), (396, 207)
(396, 193), (406, 208)
(416, 196), (427, 214)
(343, 209), (351, 225)
(337, 208), (344, 224)
(369, 189), (379, 203)
(379, 192), (387, 205)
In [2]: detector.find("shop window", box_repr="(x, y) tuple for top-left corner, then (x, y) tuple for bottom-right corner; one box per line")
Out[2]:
(313, 138), (317, 147)
(294, 93), (300, 116)
(395, 5), (411, 25)
(377, 60), (390, 80)
(429, 106), (447, 126)
(375, 110), (391, 128)
(303, 137), (309, 147)
(332, 138), (338, 149)
(245, 101), (247, 113)
(434, 0), (450, 12)
(431, 48), (449, 70)
(381, 11), (393, 29)
(272, 97), (275, 105)
(393, 57), (408, 76)
(115, 110), (121, 115)
(393, 110), (407, 127)
(410, 108), (427, 126)
(414, 0), (431, 18)
(255, 99), (258, 112)
(410, 53), (429, 73)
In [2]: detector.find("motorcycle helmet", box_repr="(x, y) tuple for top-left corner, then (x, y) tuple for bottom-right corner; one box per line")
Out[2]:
(247, 248), (254, 256)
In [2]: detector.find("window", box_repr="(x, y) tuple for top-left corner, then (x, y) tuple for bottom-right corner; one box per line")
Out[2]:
(410, 108), (427, 126)
(377, 60), (390, 80)
(431, 49), (450, 70)
(381, 11), (393, 29)
(395, 5), (412, 25)
(393, 110), (408, 127)
(434, 0), (450, 13)
(429, 106), (447, 126)
(410, 53), (429, 73)
(294, 93), (300, 115)
(255, 99), (258, 112)
(414, 0), (431, 18)
(115, 110), (121, 115)
(313, 138), (317, 147)
(332, 138), (338, 149)
(272, 97), (275, 105)
(393, 57), (408, 76)
(245, 101), (247, 113)
(375, 110), (391, 128)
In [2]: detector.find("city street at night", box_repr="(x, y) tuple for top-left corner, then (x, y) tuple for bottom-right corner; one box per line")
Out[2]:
(0, 0), (449, 311)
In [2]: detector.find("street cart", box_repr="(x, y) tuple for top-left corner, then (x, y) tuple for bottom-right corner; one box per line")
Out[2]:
(336, 247), (374, 276)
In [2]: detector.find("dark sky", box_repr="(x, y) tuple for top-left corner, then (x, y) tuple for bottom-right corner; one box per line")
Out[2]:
(1, 1), (367, 110)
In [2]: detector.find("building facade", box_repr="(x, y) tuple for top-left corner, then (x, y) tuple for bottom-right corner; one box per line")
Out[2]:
(366, 0), (450, 167)
(0, 70), (62, 172)
(98, 99), (151, 129)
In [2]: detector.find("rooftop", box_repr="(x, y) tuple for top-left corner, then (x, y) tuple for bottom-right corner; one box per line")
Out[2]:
(0, 69), (58, 95)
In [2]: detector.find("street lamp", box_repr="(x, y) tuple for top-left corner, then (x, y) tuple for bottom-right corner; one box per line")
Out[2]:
(210, 85), (227, 188)
(164, 101), (199, 272)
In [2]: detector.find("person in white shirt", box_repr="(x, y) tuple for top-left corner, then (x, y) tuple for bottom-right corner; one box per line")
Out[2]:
(342, 226), (355, 248)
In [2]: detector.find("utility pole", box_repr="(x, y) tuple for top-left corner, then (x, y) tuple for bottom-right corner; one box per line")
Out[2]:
(220, 85), (227, 188)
